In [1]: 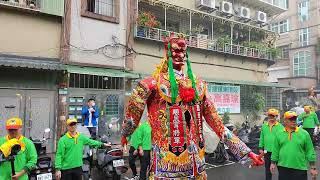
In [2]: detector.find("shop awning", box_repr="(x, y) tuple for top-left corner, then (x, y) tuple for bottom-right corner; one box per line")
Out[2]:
(0, 54), (66, 70)
(133, 73), (291, 88)
(67, 65), (139, 78)
(204, 78), (291, 88)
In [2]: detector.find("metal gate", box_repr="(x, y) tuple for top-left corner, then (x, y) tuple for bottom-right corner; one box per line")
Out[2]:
(0, 89), (56, 152)
(68, 88), (124, 143)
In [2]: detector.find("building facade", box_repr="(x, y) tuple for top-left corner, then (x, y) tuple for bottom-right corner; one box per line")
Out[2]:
(63, 0), (137, 140)
(127, 0), (289, 124)
(0, 0), (65, 152)
(267, 0), (320, 110)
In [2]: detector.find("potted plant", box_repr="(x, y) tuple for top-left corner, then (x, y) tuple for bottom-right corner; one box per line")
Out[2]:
(222, 112), (231, 124)
(217, 36), (231, 51)
(190, 24), (208, 49)
(268, 47), (280, 60)
(243, 41), (267, 57)
(57, 71), (69, 88)
(242, 93), (265, 123)
(136, 11), (160, 38)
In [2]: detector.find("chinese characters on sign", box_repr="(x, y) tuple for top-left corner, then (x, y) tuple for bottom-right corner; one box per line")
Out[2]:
(194, 105), (204, 148)
(209, 85), (240, 114)
(170, 106), (184, 148)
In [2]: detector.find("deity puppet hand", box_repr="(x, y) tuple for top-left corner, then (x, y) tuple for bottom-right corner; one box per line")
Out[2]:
(248, 152), (265, 167)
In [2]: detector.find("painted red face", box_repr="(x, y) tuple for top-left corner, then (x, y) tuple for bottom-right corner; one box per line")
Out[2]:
(170, 38), (187, 70)
(164, 33), (187, 71)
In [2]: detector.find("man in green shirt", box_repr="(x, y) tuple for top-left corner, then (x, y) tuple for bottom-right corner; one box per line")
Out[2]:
(0, 117), (37, 180)
(127, 121), (152, 180)
(55, 118), (110, 180)
(271, 111), (318, 180)
(259, 108), (283, 180)
(298, 105), (320, 145)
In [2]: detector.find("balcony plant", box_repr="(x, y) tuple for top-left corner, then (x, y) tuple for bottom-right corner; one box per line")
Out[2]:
(137, 11), (160, 38)
(243, 41), (267, 57)
(57, 71), (69, 88)
(217, 36), (231, 51)
(185, 25), (204, 47)
(268, 47), (280, 60)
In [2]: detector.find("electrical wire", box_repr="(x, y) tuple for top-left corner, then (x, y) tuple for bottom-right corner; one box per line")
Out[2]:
(285, 23), (320, 33)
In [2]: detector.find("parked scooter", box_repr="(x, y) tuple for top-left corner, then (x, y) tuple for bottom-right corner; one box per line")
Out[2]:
(237, 123), (261, 154)
(96, 124), (128, 180)
(30, 128), (53, 180)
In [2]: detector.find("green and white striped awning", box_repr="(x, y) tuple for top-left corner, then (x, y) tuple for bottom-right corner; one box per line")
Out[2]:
(0, 54), (65, 70)
(67, 65), (139, 78)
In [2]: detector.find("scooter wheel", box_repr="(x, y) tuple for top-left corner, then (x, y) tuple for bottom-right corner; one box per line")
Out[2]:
(112, 174), (121, 180)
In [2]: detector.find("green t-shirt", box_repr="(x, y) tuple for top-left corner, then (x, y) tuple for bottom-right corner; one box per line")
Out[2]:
(259, 121), (284, 153)
(298, 112), (319, 128)
(139, 122), (152, 150)
(55, 132), (102, 170)
(127, 122), (152, 150)
(271, 127), (316, 170)
(0, 136), (37, 180)
(127, 126), (141, 150)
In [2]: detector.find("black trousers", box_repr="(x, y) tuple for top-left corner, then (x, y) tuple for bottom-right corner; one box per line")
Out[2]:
(304, 128), (315, 145)
(129, 146), (151, 180)
(87, 127), (97, 139)
(278, 166), (307, 180)
(264, 152), (272, 180)
(61, 167), (82, 180)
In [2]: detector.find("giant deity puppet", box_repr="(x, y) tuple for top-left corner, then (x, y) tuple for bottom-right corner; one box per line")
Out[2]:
(121, 33), (264, 179)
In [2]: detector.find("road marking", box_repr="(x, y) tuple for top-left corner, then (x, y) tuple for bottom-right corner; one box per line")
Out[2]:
(205, 161), (235, 169)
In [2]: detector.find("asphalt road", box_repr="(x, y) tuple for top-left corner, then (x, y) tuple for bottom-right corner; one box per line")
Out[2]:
(92, 149), (320, 180)
(206, 150), (320, 180)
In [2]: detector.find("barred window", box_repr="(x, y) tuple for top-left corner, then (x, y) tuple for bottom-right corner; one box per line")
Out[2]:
(69, 73), (124, 89)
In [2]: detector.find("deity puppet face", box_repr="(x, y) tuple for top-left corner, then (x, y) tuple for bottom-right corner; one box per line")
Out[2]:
(164, 33), (187, 71)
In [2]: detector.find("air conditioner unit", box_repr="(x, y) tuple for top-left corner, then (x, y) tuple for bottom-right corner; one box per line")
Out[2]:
(220, 1), (233, 15)
(257, 11), (267, 24)
(196, 0), (216, 13)
(239, 6), (250, 19)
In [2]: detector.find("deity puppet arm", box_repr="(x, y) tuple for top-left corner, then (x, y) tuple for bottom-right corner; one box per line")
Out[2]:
(202, 93), (264, 166)
(121, 77), (154, 137)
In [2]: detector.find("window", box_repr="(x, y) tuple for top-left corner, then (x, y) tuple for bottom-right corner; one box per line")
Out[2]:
(278, 45), (290, 59)
(270, 23), (278, 33)
(299, 28), (309, 46)
(279, 20), (289, 33)
(105, 95), (119, 116)
(270, 19), (289, 34)
(298, 0), (309, 22)
(81, 0), (119, 23)
(87, 0), (114, 17)
(274, 0), (289, 9)
(69, 73), (124, 89)
(293, 51), (312, 77)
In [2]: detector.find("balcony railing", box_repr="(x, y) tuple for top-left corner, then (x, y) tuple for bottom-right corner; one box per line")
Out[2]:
(0, 0), (64, 16)
(135, 26), (273, 61)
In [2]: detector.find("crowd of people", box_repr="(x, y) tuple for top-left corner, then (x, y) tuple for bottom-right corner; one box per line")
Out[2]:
(259, 107), (319, 180)
(0, 35), (319, 180)
(0, 105), (319, 180)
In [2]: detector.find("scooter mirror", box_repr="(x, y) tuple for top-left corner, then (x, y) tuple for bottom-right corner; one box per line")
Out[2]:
(44, 128), (51, 133)
(43, 128), (51, 139)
